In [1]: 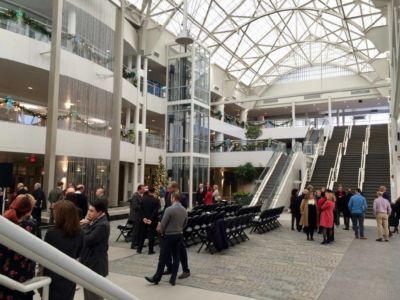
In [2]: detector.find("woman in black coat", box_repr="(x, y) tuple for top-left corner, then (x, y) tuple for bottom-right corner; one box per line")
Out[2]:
(44, 200), (83, 300)
(289, 189), (298, 230)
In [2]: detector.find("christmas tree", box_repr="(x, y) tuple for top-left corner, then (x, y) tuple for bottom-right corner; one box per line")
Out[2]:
(154, 156), (167, 198)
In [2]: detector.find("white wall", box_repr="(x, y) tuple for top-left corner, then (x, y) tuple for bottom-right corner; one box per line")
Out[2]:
(0, 122), (143, 163)
(145, 147), (165, 165)
(210, 151), (273, 168)
(147, 93), (167, 115)
(210, 117), (245, 139)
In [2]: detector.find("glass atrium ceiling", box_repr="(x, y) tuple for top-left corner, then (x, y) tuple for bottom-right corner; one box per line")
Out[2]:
(127, 0), (386, 87)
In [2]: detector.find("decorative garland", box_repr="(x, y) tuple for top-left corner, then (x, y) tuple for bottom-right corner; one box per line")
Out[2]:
(0, 9), (51, 37)
(1, 97), (135, 143)
(211, 138), (273, 150)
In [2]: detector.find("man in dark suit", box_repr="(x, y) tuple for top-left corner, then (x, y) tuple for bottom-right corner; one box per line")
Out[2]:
(195, 183), (206, 206)
(137, 187), (160, 254)
(145, 192), (187, 286)
(80, 200), (110, 300)
(129, 184), (145, 249)
(32, 182), (46, 237)
(75, 184), (88, 218)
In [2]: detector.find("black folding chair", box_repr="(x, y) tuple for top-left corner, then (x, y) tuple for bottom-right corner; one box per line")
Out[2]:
(116, 220), (133, 242)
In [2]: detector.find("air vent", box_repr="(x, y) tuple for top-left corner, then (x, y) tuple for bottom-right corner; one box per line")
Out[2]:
(263, 98), (278, 104)
(153, 51), (160, 58)
(213, 85), (220, 91)
(351, 89), (370, 95)
(304, 94), (321, 100)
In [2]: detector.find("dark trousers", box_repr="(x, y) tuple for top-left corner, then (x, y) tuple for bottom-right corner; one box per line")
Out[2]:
(154, 234), (182, 283)
(295, 213), (302, 231)
(32, 207), (42, 238)
(166, 242), (190, 273)
(130, 220), (141, 248)
(351, 213), (365, 237)
(138, 222), (157, 253)
(304, 226), (315, 239)
(322, 227), (332, 242)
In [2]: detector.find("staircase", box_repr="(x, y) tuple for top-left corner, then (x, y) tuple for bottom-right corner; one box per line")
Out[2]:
(363, 124), (390, 217)
(307, 126), (347, 189)
(258, 154), (290, 205)
(334, 126), (366, 191)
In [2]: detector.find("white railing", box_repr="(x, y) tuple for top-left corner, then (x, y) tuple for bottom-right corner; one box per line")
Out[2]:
(308, 144), (320, 181)
(0, 275), (51, 300)
(327, 142), (343, 189)
(250, 152), (283, 206)
(300, 168), (309, 193)
(0, 215), (139, 300)
(342, 127), (349, 155)
(358, 125), (370, 190)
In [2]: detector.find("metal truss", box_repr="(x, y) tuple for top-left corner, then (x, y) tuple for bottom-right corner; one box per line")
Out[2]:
(127, 0), (386, 89)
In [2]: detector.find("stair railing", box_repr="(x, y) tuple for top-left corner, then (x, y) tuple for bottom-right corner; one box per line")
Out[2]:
(0, 216), (139, 300)
(308, 144), (320, 181)
(358, 125), (371, 190)
(343, 127), (350, 155)
(327, 142), (343, 189)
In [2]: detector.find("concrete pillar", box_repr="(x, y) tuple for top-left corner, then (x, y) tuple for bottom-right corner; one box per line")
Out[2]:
(67, 9), (76, 35)
(43, 0), (63, 196)
(109, 1), (125, 207)
(328, 97), (332, 126)
(336, 109), (340, 126)
(342, 109), (345, 126)
(127, 56), (133, 70)
(292, 100), (296, 148)
(390, 117), (399, 200)
(125, 107), (131, 128)
(240, 108), (248, 123)
(140, 58), (148, 184)
(123, 162), (129, 202)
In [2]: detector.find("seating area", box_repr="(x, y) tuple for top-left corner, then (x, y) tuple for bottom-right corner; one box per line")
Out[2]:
(250, 206), (285, 234)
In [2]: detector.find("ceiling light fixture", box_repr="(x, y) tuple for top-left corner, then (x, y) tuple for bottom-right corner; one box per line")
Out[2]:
(148, 69), (152, 72)
(175, 0), (194, 45)
(27, 86), (33, 90)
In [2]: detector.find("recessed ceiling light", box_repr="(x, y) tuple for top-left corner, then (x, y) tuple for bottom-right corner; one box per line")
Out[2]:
(27, 86), (33, 90)
(106, 50), (110, 53)
(151, 119), (155, 122)
(148, 69), (152, 72)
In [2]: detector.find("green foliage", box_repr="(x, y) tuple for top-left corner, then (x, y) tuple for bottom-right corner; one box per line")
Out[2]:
(245, 123), (262, 139)
(233, 192), (253, 206)
(235, 162), (257, 183)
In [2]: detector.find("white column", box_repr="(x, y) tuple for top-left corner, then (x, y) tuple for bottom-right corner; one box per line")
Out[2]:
(342, 109), (345, 126)
(125, 107), (131, 128)
(123, 162), (129, 202)
(291, 100), (296, 148)
(127, 56), (133, 70)
(328, 97), (332, 127)
(336, 109), (340, 126)
(240, 108), (248, 123)
(43, 0), (63, 196)
(109, 1), (125, 206)
(140, 58), (148, 184)
(133, 55), (142, 189)
(67, 10), (76, 35)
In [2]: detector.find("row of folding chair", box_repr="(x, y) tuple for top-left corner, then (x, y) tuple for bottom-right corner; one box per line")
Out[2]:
(183, 212), (225, 247)
(197, 213), (254, 254)
(250, 206), (285, 234)
(235, 204), (262, 216)
(215, 204), (242, 216)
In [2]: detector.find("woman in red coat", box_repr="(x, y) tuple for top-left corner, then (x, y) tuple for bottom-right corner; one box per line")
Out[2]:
(204, 186), (213, 205)
(319, 190), (335, 245)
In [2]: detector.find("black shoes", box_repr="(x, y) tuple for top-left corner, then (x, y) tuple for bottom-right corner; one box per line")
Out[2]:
(148, 251), (156, 255)
(178, 272), (190, 279)
(169, 279), (176, 286)
(376, 238), (383, 242)
(145, 276), (159, 285)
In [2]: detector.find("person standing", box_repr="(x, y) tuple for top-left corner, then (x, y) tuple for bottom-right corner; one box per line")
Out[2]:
(373, 191), (392, 242)
(0, 194), (36, 300)
(129, 185), (145, 249)
(320, 190), (335, 245)
(289, 189), (298, 230)
(48, 181), (64, 224)
(44, 200), (83, 300)
(212, 185), (221, 203)
(300, 191), (318, 241)
(380, 186), (391, 203)
(145, 192), (187, 286)
(195, 183), (206, 206)
(80, 200), (110, 300)
(137, 187), (160, 255)
(294, 189), (307, 232)
(32, 182), (46, 237)
(348, 188), (368, 239)
(335, 185), (349, 230)
(75, 184), (89, 219)
(204, 185), (213, 205)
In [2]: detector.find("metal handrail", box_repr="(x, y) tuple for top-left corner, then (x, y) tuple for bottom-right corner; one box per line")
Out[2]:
(250, 152), (283, 206)
(358, 125), (370, 189)
(327, 142), (343, 189)
(300, 168), (309, 194)
(343, 127), (349, 155)
(308, 144), (320, 181)
(0, 275), (51, 300)
(0, 216), (139, 300)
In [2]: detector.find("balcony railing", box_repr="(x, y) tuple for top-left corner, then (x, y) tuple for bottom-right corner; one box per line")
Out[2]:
(211, 138), (282, 152)
(146, 133), (165, 149)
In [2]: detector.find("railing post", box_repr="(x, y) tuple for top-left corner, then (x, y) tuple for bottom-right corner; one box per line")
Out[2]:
(42, 284), (50, 300)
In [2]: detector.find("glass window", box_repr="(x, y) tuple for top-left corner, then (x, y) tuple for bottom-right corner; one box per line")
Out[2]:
(167, 104), (191, 153)
(194, 45), (210, 104)
(168, 56), (192, 101)
(166, 157), (190, 193)
(193, 105), (209, 154)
